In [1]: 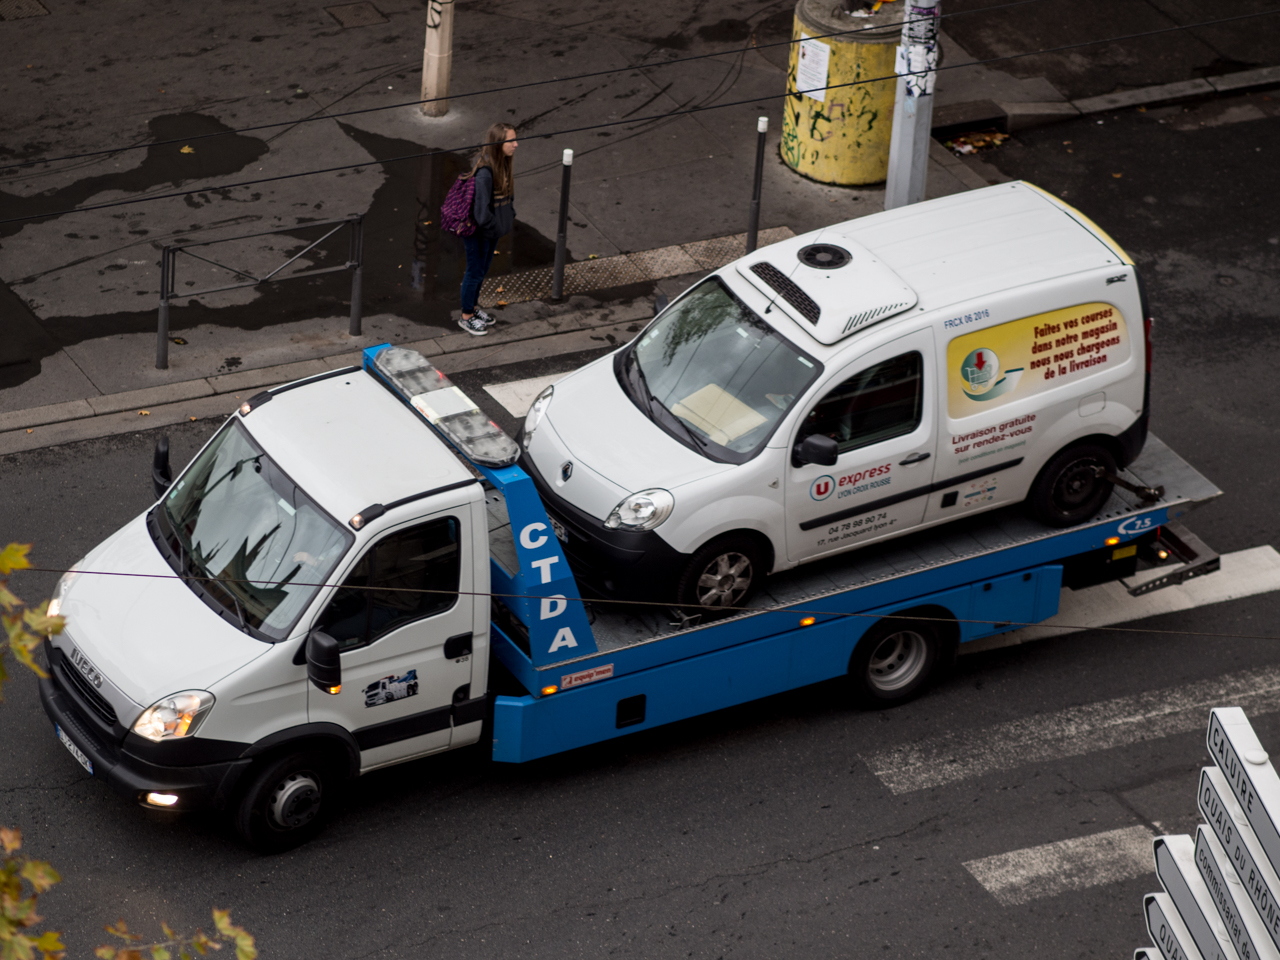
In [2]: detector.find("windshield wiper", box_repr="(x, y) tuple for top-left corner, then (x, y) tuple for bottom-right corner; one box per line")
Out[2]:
(627, 352), (707, 451)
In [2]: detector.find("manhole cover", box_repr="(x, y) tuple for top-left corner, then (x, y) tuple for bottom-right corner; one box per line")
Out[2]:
(325, 1), (387, 27)
(0, 0), (50, 20)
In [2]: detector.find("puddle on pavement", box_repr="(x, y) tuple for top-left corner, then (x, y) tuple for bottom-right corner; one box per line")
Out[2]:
(0, 117), (562, 389)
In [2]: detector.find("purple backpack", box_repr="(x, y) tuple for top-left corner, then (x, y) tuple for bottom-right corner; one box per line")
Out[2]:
(441, 174), (477, 237)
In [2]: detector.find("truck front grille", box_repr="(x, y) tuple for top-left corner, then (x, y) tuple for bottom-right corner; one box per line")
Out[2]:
(56, 658), (118, 726)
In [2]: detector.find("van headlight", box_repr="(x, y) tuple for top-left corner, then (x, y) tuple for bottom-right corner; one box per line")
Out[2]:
(47, 562), (82, 619)
(132, 690), (215, 742)
(522, 386), (554, 450)
(605, 489), (674, 531)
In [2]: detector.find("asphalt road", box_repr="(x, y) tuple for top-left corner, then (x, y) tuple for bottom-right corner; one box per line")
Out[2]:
(2, 95), (1278, 959)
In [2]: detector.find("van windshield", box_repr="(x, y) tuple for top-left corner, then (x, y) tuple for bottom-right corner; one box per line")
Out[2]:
(622, 279), (822, 462)
(158, 421), (352, 639)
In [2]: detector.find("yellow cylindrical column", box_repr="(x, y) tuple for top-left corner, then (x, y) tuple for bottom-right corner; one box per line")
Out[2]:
(780, 0), (904, 185)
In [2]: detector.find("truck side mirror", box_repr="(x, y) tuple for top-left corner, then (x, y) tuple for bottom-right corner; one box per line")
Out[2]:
(793, 434), (839, 467)
(307, 630), (342, 694)
(152, 436), (173, 500)
(653, 292), (670, 317)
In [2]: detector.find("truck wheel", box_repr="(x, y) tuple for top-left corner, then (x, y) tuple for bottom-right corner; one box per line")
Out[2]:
(849, 619), (941, 708)
(675, 535), (763, 616)
(1028, 442), (1116, 527)
(234, 751), (335, 854)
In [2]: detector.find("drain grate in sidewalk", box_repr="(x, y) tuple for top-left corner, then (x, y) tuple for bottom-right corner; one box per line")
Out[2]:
(480, 227), (795, 305)
(0, 0), (49, 19)
(325, 2), (387, 27)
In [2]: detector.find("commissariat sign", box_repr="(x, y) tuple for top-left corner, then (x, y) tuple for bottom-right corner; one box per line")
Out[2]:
(1136, 707), (1280, 960)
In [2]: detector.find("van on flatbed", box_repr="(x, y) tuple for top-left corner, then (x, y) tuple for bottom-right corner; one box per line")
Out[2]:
(38, 255), (1215, 855)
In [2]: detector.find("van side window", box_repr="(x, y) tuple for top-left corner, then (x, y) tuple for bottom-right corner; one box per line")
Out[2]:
(799, 352), (923, 454)
(315, 517), (461, 652)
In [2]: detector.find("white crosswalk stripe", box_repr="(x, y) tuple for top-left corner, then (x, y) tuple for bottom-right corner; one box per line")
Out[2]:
(964, 825), (1156, 906)
(483, 374), (567, 418)
(863, 662), (1280, 795)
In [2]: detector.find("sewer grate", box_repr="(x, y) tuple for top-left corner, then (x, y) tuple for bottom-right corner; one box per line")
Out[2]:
(477, 227), (795, 306)
(325, 1), (387, 27)
(0, 0), (49, 19)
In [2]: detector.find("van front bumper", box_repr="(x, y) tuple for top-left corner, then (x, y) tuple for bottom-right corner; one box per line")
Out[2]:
(520, 453), (687, 602)
(39, 673), (251, 812)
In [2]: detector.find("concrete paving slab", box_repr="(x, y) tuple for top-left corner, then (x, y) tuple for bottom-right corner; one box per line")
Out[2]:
(85, 380), (215, 417)
(0, 399), (94, 434)
(0, 350), (98, 414)
(999, 100), (1083, 130)
(0, 394), (237, 457)
(1073, 79), (1216, 115)
(207, 359), (333, 395)
(1208, 64), (1280, 93)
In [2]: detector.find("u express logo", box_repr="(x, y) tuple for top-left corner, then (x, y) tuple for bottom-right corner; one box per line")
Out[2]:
(810, 475), (835, 501)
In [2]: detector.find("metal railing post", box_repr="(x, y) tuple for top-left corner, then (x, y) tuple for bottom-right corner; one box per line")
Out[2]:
(156, 246), (171, 370)
(551, 148), (573, 301)
(746, 116), (768, 253)
(349, 215), (364, 336)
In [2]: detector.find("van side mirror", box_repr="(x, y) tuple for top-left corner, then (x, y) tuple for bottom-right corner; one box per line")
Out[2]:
(307, 630), (342, 693)
(653, 292), (670, 317)
(152, 436), (173, 500)
(793, 434), (839, 467)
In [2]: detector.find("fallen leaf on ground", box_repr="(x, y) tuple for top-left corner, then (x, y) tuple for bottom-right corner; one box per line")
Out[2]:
(496, 285), (505, 293)
(180, 145), (194, 154)
(944, 131), (1009, 156)
(496, 300), (508, 307)
(138, 410), (150, 416)
(27, 429), (33, 434)
(189, 417), (197, 421)
(1112, 172), (1123, 178)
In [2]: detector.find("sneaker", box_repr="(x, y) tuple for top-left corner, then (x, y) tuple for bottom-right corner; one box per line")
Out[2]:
(457, 314), (489, 337)
(474, 306), (497, 327)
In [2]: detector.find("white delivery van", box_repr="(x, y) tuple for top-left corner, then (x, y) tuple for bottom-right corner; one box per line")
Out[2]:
(521, 182), (1152, 611)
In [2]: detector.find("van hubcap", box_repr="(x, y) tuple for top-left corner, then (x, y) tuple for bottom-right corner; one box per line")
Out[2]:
(696, 552), (752, 607)
(1055, 458), (1103, 508)
(269, 772), (322, 829)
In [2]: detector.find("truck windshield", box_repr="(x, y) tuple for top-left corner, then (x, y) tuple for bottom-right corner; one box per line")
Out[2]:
(622, 278), (822, 461)
(158, 421), (352, 640)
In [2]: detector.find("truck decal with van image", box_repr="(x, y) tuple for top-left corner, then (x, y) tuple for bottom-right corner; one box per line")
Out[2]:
(364, 669), (419, 708)
(946, 302), (1130, 418)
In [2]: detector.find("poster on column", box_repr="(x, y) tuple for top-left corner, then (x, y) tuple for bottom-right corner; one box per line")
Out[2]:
(797, 34), (830, 102)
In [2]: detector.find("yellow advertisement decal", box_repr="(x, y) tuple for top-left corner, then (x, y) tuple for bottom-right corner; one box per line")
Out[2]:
(946, 302), (1129, 419)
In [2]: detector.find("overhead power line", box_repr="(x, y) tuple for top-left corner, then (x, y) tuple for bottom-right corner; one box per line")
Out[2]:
(1, 8), (1276, 228)
(0, 0), (1057, 176)
(25, 565), (1280, 643)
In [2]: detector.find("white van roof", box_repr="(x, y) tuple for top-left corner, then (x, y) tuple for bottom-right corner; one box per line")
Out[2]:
(731, 182), (1130, 350)
(239, 371), (475, 523)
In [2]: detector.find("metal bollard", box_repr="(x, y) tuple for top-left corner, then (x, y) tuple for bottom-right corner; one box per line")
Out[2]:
(551, 148), (573, 301)
(156, 246), (172, 370)
(348, 215), (364, 336)
(746, 116), (768, 253)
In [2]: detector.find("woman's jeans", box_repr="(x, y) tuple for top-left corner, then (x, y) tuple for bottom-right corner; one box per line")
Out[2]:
(460, 234), (496, 314)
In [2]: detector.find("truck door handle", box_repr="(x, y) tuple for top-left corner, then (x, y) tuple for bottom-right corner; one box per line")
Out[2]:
(899, 452), (931, 465)
(443, 632), (473, 659)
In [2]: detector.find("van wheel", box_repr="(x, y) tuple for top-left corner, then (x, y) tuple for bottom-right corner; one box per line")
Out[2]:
(1029, 442), (1117, 527)
(676, 535), (763, 616)
(849, 619), (941, 708)
(234, 751), (335, 854)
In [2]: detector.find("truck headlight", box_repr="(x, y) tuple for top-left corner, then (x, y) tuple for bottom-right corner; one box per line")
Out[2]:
(47, 562), (81, 619)
(522, 386), (554, 450)
(132, 690), (215, 742)
(605, 489), (674, 531)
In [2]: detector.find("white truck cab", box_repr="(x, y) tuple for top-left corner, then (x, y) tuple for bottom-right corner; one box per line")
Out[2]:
(42, 362), (496, 850)
(521, 182), (1152, 611)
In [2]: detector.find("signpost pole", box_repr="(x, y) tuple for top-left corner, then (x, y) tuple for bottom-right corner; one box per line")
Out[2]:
(420, 0), (456, 117)
(551, 149), (573, 302)
(746, 116), (768, 253)
(884, 0), (940, 210)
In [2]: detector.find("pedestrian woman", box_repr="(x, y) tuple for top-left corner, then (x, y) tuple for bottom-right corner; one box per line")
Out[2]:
(458, 122), (518, 336)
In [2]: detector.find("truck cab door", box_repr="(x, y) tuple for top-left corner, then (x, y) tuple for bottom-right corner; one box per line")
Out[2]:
(785, 328), (937, 563)
(307, 512), (475, 769)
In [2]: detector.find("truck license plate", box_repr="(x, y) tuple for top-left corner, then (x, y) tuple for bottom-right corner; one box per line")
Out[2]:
(548, 514), (568, 543)
(55, 724), (93, 776)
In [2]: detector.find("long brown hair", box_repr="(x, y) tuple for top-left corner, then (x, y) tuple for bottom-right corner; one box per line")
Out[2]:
(470, 122), (516, 197)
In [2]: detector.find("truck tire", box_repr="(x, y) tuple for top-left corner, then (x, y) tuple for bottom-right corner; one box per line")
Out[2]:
(848, 618), (941, 708)
(233, 750), (336, 854)
(1028, 442), (1116, 527)
(675, 534), (763, 616)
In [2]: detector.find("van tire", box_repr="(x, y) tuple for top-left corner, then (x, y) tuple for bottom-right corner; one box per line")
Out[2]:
(233, 750), (336, 854)
(675, 534), (764, 616)
(849, 618), (941, 708)
(1028, 442), (1117, 527)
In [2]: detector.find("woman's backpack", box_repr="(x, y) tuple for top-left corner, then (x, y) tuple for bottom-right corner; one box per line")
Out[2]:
(440, 174), (477, 237)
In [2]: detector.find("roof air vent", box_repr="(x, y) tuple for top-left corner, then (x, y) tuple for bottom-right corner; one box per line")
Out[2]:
(748, 262), (821, 324)
(798, 243), (851, 270)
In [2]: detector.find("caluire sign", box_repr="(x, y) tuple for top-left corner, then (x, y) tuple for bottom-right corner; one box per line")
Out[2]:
(1135, 708), (1280, 960)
